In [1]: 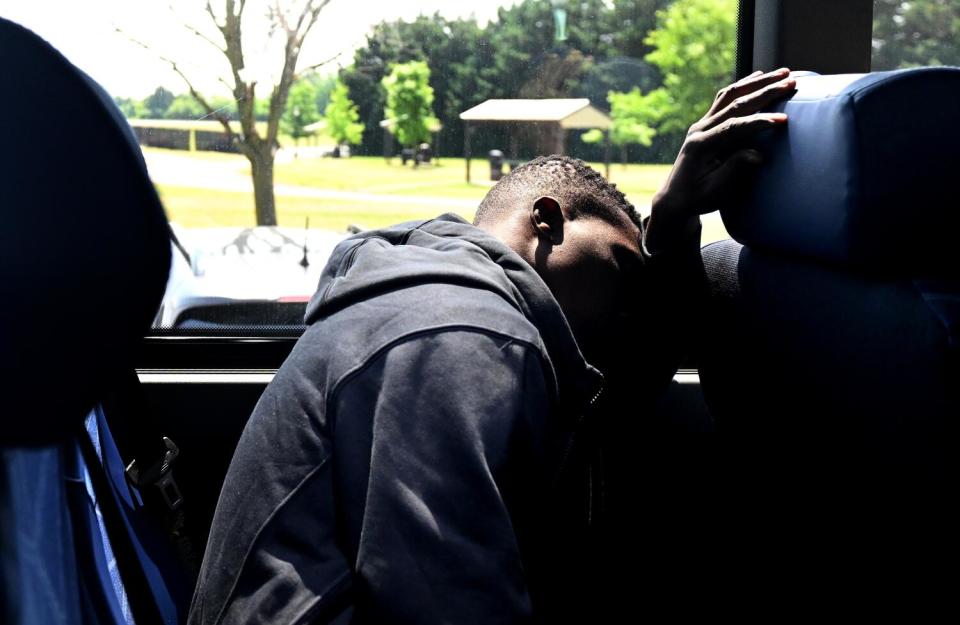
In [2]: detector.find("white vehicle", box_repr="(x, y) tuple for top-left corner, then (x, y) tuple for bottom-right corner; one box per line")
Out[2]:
(156, 225), (349, 329)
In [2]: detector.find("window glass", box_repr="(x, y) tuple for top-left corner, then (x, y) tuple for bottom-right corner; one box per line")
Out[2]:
(872, 0), (960, 70)
(3, 0), (738, 332)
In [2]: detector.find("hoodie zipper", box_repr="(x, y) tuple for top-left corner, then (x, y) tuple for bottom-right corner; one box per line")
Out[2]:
(552, 377), (604, 528)
(585, 384), (603, 527)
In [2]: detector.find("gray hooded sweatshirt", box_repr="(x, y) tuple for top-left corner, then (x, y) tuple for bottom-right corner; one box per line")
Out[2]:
(189, 214), (610, 625)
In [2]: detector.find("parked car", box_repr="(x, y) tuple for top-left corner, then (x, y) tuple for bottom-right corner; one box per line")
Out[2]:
(156, 225), (348, 329)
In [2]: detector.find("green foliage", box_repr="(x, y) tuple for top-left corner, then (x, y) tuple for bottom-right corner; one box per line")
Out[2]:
(207, 96), (239, 120)
(281, 79), (321, 140)
(639, 0), (737, 138)
(602, 0), (678, 60)
(381, 61), (439, 148)
(338, 0), (696, 159)
(114, 96), (146, 119)
(310, 74), (338, 115)
(872, 0), (960, 70)
(583, 88), (658, 148)
(339, 13), (488, 156)
(144, 86), (175, 118)
(164, 94), (206, 120)
(254, 97), (271, 122)
(324, 80), (364, 146)
(125, 0), (959, 165)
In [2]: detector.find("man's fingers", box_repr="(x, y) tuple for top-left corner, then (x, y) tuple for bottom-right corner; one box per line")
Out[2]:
(708, 67), (791, 116)
(702, 77), (797, 130)
(697, 112), (788, 152)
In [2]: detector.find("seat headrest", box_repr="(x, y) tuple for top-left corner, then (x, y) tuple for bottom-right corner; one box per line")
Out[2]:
(722, 67), (960, 276)
(0, 18), (171, 446)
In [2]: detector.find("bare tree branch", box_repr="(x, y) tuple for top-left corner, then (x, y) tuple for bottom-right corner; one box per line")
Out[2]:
(215, 0), (257, 142)
(117, 28), (241, 150)
(121, 0), (335, 225)
(294, 51), (343, 80)
(205, 0), (220, 27)
(298, 0), (332, 39)
(272, 0), (292, 34)
(169, 3), (225, 53)
(265, 0), (334, 147)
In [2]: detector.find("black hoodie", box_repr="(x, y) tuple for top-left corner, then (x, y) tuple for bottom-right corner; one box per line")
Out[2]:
(189, 214), (609, 625)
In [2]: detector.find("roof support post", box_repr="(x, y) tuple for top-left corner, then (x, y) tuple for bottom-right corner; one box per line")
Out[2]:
(603, 129), (611, 180)
(464, 122), (474, 184)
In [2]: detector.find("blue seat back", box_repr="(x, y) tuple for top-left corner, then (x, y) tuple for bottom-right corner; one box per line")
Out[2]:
(697, 69), (958, 533)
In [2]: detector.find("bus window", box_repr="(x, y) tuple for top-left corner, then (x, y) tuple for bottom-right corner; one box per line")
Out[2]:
(872, 0), (960, 70)
(2, 0), (740, 334)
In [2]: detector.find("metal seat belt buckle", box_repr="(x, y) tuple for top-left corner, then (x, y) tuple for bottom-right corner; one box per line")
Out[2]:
(125, 436), (184, 511)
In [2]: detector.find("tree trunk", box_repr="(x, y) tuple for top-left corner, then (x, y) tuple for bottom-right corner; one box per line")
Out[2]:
(249, 149), (277, 226)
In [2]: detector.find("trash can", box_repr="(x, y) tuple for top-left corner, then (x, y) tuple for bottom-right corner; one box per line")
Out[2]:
(489, 149), (505, 181)
(418, 142), (432, 165)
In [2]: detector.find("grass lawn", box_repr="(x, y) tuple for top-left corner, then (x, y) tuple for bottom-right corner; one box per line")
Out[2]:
(157, 185), (472, 231)
(151, 150), (731, 242)
(274, 156), (674, 206)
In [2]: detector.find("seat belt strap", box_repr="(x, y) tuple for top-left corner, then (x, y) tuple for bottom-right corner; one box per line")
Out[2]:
(100, 370), (200, 581)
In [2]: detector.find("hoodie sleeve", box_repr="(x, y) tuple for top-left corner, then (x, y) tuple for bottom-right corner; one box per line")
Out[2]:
(329, 328), (553, 625)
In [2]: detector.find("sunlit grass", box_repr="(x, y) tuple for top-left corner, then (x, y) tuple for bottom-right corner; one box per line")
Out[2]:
(157, 184), (474, 231)
(150, 150), (733, 242)
(272, 155), (673, 208)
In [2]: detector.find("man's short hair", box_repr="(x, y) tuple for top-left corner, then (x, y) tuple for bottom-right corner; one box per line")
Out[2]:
(473, 155), (643, 231)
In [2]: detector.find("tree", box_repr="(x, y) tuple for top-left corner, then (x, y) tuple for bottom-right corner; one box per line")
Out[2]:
(311, 74), (338, 115)
(324, 80), (364, 148)
(339, 13), (488, 156)
(144, 86), (175, 118)
(337, 0), (674, 159)
(602, 0), (677, 60)
(164, 94), (207, 119)
(281, 79), (320, 141)
(381, 61), (439, 150)
(517, 49), (592, 99)
(115, 96), (146, 119)
(582, 87), (658, 165)
(631, 0), (737, 141)
(124, 0), (337, 226)
(872, 0), (960, 70)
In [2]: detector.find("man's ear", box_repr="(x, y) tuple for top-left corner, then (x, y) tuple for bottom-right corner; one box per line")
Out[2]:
(531, 196), (565, 245)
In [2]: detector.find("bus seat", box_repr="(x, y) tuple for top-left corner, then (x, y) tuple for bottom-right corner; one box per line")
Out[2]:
(0, 17), (170, 447)
(0, 17), (182, 624)
(697, 68), (958, 537)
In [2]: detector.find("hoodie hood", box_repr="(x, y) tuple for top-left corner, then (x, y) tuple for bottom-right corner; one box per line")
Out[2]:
(305, 213), (603, 412)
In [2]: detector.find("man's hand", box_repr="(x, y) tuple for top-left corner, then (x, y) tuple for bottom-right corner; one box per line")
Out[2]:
(644, 68), (796, 255)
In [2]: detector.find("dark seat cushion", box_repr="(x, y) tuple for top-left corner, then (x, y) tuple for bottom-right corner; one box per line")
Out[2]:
(699, 239), (952, 484)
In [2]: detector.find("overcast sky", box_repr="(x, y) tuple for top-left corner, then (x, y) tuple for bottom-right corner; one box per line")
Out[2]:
(1, 0), (523, 98)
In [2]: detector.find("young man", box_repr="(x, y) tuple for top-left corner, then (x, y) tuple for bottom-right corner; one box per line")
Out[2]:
(189, 69), (796, 624)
